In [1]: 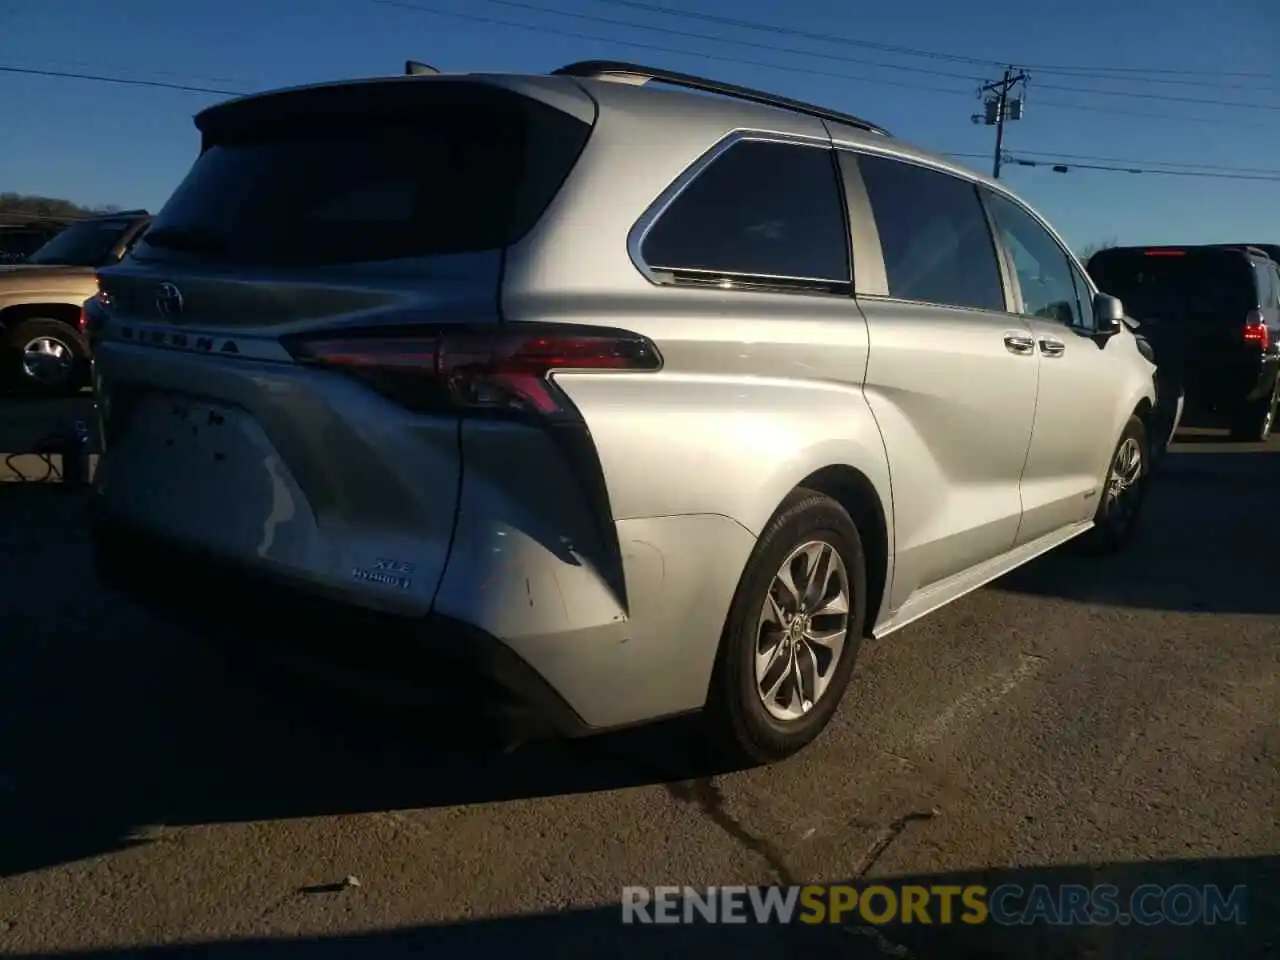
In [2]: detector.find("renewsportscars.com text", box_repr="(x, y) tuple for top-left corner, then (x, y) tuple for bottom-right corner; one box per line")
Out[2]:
(621, 884), (1248, 927)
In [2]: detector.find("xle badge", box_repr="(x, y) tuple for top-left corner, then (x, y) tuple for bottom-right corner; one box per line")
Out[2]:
(351, 557), (414, 590)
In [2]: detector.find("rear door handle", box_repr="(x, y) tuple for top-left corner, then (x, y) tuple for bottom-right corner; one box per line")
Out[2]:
(1003, 333), (1035, 356)
(1039, 338), (1066, 358)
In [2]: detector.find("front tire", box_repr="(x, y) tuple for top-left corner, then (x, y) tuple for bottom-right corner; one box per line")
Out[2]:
(2, 317), (89, 396)
(705, 489), (867, 766)
(1086, 415), (1148, 554)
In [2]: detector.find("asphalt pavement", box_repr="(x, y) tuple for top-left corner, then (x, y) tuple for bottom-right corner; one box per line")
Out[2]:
(0, 405), (1276, 959)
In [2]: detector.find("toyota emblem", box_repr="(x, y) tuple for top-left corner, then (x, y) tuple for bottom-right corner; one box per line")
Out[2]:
(154, 282), (184, 319)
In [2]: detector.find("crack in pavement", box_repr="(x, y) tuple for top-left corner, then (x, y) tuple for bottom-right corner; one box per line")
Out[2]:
(665, 779), (939, 959)
(665, 778), (798, 885)
(851, 807), (942, 879)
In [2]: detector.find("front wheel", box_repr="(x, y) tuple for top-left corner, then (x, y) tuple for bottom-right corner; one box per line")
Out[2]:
(2, 317), (89, 396)
(1086, 416), (1148, 554)
(704, 489), (867, 766)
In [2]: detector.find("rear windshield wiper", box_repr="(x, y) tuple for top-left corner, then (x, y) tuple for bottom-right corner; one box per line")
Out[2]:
(141, 225), (229, 256)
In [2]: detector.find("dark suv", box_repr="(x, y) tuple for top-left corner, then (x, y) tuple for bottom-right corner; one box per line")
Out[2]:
(1087, 244), (1280, 441)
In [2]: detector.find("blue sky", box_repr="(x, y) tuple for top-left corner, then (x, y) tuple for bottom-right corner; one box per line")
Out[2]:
(2, 0), (1278, 252)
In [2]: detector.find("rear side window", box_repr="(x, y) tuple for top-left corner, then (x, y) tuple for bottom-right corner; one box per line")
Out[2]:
(1253, 261), (1274, 307)
(856, 154), (1004, 312)
(136, 83), (592, 267)
(1087, 250), (1256, 324)
(641, 140), (850, 286)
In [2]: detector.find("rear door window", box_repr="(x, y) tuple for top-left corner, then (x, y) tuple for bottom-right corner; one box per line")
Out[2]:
(855, 154), (1005, 312)
(136, 83), (592, 267)
(641, 139), (850, 287)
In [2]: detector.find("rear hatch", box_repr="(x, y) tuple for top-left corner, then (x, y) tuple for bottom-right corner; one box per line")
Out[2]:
(1087, 246), (1260, 383)
(91, 75), (595, 613)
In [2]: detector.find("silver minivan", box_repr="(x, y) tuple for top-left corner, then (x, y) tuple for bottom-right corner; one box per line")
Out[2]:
(88, 61), (1157, 764)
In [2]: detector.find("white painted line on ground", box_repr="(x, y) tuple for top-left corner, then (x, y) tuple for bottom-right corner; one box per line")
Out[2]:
(911, 652), (1047, 750)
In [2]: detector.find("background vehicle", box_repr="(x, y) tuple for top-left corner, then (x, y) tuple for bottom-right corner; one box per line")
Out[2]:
(1088, 244), (1280, 441)
(0, 209), (150, 394)
(88, 62), (1154, 764)
(0, 216), (79, 265)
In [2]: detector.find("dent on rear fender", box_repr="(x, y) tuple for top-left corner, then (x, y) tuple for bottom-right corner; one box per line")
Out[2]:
(435, 508), (757, 728)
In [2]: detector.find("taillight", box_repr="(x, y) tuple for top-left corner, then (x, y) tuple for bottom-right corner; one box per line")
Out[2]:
(81, 295), (106, 340)
(1143, 249), (1185, 257)
(1244, 310), (1270, 350)
(283, 324), (663, 417)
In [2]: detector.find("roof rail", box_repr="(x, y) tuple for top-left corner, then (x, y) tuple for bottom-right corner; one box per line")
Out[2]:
(553, 60), (891, 137)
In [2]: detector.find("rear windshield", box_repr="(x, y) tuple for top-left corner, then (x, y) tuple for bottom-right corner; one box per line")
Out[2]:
(135, 83), (592, 268)
(1087, 249), (1256, 323)
(28, 218), (137, 266)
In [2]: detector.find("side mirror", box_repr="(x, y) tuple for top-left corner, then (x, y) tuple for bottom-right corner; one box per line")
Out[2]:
(1094, 292), (1125, 334)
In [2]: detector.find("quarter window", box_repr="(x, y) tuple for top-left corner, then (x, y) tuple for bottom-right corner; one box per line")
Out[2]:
(641, 139), (850, 286)
(984, 190), (1083, 327)
(1069, 262), (1098, 332)
(856, 154), (1005, 311)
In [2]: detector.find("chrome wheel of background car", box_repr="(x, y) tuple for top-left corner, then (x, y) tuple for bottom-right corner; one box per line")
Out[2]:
(1103, 436), (1144, 530)
(20, 335), (75, 386)
(755, 539), (850, 722)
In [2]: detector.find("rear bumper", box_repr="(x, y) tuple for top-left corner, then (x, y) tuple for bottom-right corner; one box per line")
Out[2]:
(1181, 358), (1278, 414)
(88, 503), (593, 738)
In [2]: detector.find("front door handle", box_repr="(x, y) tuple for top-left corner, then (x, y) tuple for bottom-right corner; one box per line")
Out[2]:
(1004, 333), (1035, 356)
(1039, 338), (1066, 358)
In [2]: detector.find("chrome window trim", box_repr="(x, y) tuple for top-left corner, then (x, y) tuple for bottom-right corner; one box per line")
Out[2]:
(626, 129), (848, 294)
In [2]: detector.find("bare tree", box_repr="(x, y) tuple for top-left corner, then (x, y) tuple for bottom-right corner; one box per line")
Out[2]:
(1077, 238), (1119, 264)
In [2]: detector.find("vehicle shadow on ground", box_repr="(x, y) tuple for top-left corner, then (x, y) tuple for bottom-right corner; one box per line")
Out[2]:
(0, 445), (1273, 880)
(6, 855), (1274, 959)
(995, 446), (1280, 615)
(0, 490), (740, 877)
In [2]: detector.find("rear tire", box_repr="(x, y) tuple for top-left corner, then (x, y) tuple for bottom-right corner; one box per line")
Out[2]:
(1, 317), (89, 396)
(1228, 389), (1276, 443)
(704, 489), (866, 766)
(1085, 415), (1148, 554)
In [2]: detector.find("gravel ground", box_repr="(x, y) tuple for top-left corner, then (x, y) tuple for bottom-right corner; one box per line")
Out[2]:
(0, 414), (1276, 959)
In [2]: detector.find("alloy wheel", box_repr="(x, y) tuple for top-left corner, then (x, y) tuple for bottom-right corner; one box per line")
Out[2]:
(754, 539), (851, 722)
(21, 336), (75, 387)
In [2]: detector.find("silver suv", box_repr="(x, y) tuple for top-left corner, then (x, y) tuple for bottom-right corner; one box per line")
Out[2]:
(87, 61), (1156, 764)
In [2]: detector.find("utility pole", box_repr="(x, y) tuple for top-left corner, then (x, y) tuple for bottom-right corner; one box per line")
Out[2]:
(972, 67), (1029, 179)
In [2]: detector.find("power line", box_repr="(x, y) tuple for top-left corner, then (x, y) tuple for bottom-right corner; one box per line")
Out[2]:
(372, 1), (1271, 125)
(371, 0), (976, 97)
(16, 58), (250, 88)
(0, 65), (241, 96)
(376, 0), (989, 85)
(1032, 79), (1280, 112)
(589, 0), (1280, 84)
(575, 0), (1280, 110)
(944, 152), (1280, 182)
(1028, 96), (1268, 128)
(1003, 149), (1280, 175)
